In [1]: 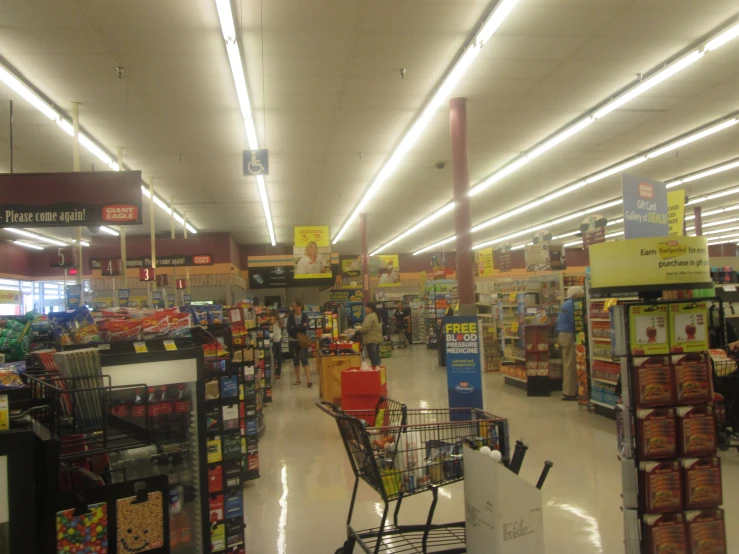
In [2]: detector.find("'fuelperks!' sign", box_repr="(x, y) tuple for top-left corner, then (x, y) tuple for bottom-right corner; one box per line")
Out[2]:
(0, 171), (143, 228)
(445, 316), (483, 410)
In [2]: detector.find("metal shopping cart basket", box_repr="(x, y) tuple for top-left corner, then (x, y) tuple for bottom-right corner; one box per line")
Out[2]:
(711, 351), (739, 451)
(318, 397), (510, 554)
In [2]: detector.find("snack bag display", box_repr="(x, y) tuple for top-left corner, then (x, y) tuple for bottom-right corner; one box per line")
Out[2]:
(207, 305), (224, 326)
(673, 354), (712, 404)
(682, 457), (723, 510)
(678, 406), (717, 458)
(642, 513), (688, 554)
(639, 460), (682, 514)
(101, 319), (142, 342)
(633, 356), (675, 407)
(629, 305), (669, 356)
(50, 307), (102, 345)
(166, 312), (191, 338)
(56, 502), (108, 554)
(116, 492), (164, 553)
(0, 361), (25, 389)
(669, 302), (709, 353)
(192, 306), (209, 327)
(636, 408), (677, 460)
(686, 509), (727, 554)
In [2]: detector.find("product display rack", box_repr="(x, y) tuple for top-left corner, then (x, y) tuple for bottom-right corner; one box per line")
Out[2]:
(305, 309), (324, 357)
(279, 309), (290, 358)
(254, 306), (274, 404)
(614, 300), (728, 554)
(424, 280), (458, 348)
(410, 299), (426, 344)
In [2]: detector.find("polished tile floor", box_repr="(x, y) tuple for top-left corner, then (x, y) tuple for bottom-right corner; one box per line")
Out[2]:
(243, 346), (739, 553)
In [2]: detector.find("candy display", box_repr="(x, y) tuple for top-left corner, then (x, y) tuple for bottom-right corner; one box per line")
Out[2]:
(116, 492), (165, 553)
(55, 502), (108, 554)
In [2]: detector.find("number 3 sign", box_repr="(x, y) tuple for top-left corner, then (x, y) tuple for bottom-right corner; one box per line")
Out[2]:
(139, 268), (155, 281)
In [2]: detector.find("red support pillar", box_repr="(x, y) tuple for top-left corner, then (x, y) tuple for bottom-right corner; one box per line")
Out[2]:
(694, 206), (703, 236)
(360, 213), (370, 302)
(450, 98), (475, 315)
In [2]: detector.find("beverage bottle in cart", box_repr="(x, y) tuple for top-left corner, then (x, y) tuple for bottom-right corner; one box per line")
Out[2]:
(147, 387), (161, 432)
(158, 386), (173, 435)
(130, 388), (146, 427)
(173, 384), (190, 438)
(175, 511), (192, 545)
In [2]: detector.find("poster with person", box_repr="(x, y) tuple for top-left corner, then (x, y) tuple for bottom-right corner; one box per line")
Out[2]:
(373, 254), (400, 287)
(294, 226), (332, 279)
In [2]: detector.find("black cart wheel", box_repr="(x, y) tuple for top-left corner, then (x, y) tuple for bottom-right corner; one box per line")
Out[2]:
(334, 538), (356, 554)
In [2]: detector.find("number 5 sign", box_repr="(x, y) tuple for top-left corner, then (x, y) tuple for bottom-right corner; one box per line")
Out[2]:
(139, 267), (155, 281)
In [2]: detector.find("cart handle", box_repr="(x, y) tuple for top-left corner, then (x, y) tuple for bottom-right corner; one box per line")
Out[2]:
(316, 400), (344, 417)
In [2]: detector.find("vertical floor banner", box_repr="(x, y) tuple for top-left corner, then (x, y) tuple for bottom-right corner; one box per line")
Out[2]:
(445, 316), (483, 410)
(66, 285), (81, 310)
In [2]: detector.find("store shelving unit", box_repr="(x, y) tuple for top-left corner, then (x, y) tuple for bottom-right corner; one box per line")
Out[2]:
(424, 280), (457, 349)
(410, 299), (426, 344)
(305, 308), (324, 357)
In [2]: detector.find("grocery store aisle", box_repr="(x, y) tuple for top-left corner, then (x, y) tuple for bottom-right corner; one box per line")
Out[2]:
(243, 347), (739, 553)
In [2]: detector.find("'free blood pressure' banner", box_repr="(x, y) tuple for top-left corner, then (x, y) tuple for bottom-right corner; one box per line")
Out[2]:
(445, 316), (483, 410)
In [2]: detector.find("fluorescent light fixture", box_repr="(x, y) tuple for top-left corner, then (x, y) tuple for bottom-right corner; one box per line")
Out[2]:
(668, 159), (739, 188)
(99, 226), (119, 236)
(605, 230), (624, 239)
(152, 195), (173, 214)
(5, 228), (68, 247)
(649, 119), (737, 160)
(687, 217), (739, 232)
(332, 0), (519, 244)
(552, 230), (581, 240)
(413, 235), (457, 256)
(511, 243), (530, 250)
(686, 204), (739, 221)
(586, 157), (647, 184)
(686, 186), (739, 206)
(702, 225), (739, 236)
(608, 218), (625, 226)
(371, 202), (455, 256)
(215, 0), (275, 245)
(705, 22), (739, 51)
(13, 240), (43, 250)
(185, 223), (197, 235)
(564, 240), (582, 248)
(71, 239), (90, 247)
(594, 51), (704, 120)
(706, 232), (739, 242)
(526, 117), (594, 161)
(141, 185), (151, 198)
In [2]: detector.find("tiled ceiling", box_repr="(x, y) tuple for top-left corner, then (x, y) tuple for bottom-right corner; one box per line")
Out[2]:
(0, 0), (737, 253)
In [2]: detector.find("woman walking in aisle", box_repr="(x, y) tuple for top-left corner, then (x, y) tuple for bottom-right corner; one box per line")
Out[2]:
(270, 309), (283, 380)
(357, 302), (383, 368)
(558, 286), (584, 401)
(287, 299), (312, 387)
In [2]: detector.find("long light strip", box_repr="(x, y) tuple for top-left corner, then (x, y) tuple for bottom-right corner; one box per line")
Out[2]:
(686, 186), (739, 205)
(413, 235), (458, 256)
(5, 228), (68, 247)
(99, 226), (119, 237)
(0, 61), (200, 234)
(687, 217), (739, 232)
(413, 118), (739, 253)
(215, 0), (276, 246)
(371, 15), (739, 251)
(667, 159), (739, 188)
(13, 240), (44, 251)
(687, 204), (739, 221)
(332, 0), (519, 244)
(371, 202), (456, 255)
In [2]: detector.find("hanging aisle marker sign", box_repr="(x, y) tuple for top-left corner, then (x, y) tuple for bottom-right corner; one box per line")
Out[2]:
(667, 190), (685, 237)
(139, 268), (155, 282)
(243, 149), (269, 176)
(294, 226), (332, 279)
(445, 316), (483, 410)
(0, 171), (142, 227)
(118, 289), (130, 308)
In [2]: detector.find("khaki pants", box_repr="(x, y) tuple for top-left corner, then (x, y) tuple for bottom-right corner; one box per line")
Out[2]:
(559, 332), (577, 397)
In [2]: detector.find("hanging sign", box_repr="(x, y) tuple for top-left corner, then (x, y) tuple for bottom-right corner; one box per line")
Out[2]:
(373, 255), (400, 287)
(524, 244), (551, 272)
(474, 248), (495, 277)
(498, 251), (512, 273)
(66, 285), (82, 310)
(155, 274), (169, 287)
(0, 171), (142, 227)
(341, 258), (360, 278)
(668, 190), (685, 237)
(622, 174), (668, 239)
(139, 268), (155, 282)
(329, 289), (363, 302)
(590, 236), (711, 292)
(167, 293), (176, 307)
(0, 291), (20, 305)
(118, 289), (130, 308)
(445, 316), (483, 410)
(152, 290), (164, 308)
(101, 258), (123, 276)
(294, 226), (332, 279)
(583, 227), (606, 248)
(90, 254), (213, 270)
(243, 149), (269, 176)
(50, 247), (77, 268)
(176, 279), (187, 290)
(183, 294), (192, 306)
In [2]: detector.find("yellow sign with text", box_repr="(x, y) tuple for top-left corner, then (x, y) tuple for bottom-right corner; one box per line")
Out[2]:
(667, 190), (685, 237)
(590, 236), (711, 290)
(0, 290), (20, 304)
(294, 226), (332, 279)
(376, 254), (400, 287)
(475, 247), (495, 277)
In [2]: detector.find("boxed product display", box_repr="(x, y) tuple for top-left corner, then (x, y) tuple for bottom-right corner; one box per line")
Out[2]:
(639, 460), (683, 514)
(629, 304), (669, 356)
(636, 408), (677, 460)
(669, 302), (709, 353)
(642, 513), (688, 554)
(682, 457), (723, 510)
(686, 509), (727, 553)
(633, 356), (675, 407)
(673, 353), (712, 404)
(678, 406), (717, 458)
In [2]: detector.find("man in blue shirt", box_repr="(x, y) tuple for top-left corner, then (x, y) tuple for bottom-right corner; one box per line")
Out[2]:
(558, 286), (584, 401)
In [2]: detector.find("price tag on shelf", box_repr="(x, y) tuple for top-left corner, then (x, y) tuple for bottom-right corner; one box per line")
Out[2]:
(97, 344), (110, 351)
(723, 285), (737, 292)
(511, 322), (519, 332)
(134, 342), (148, 354)
(508, 292), (516, 303)
(163, 340), (177, 352)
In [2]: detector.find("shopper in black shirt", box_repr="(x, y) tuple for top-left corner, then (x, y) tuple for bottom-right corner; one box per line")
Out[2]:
(394, 302), (412, 346)
(286, 299), (311, 387)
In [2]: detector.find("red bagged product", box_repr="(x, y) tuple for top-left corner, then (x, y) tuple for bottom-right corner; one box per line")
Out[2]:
(686, 509), (727, 553)
(141, 312), (170, 339)
(643, 514), (688, 554)
(102, 319), (142, 342)
(639, 460), (682, 514)
(167, 312), (192, 338)
(682, 457), (722, 510)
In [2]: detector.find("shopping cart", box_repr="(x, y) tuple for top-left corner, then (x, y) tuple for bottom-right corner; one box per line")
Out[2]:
(318, 397), (510, 554)
(711, 351), (739, 452)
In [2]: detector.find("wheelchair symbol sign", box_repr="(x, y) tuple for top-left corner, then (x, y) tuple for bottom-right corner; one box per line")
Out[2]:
(243, 149), (269, 176)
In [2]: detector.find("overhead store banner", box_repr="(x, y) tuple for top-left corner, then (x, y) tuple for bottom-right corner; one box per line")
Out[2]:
(583, 227), (606, 247)
(524, 244), (551, 272)
(668, 190), (685, 237)
(0, 291), (20, 304)
(372, 255), (400, 287)
(475, 248), (494, 277)
(341, 258), (360, 278)
(622, 174), (668, 239)
(329, 289), (363, 302)
(498, 251), (512, 273)
(590, 236), (711, 292)
(0, 171), (142, 228)
(89, 254), (213, 270)
(248, 254), (337, 289)
(294, 226), (332, 279)
(445, 316), (483, 410)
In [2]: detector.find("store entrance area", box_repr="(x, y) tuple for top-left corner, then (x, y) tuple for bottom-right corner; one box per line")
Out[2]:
(244, 348), (739, 553)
